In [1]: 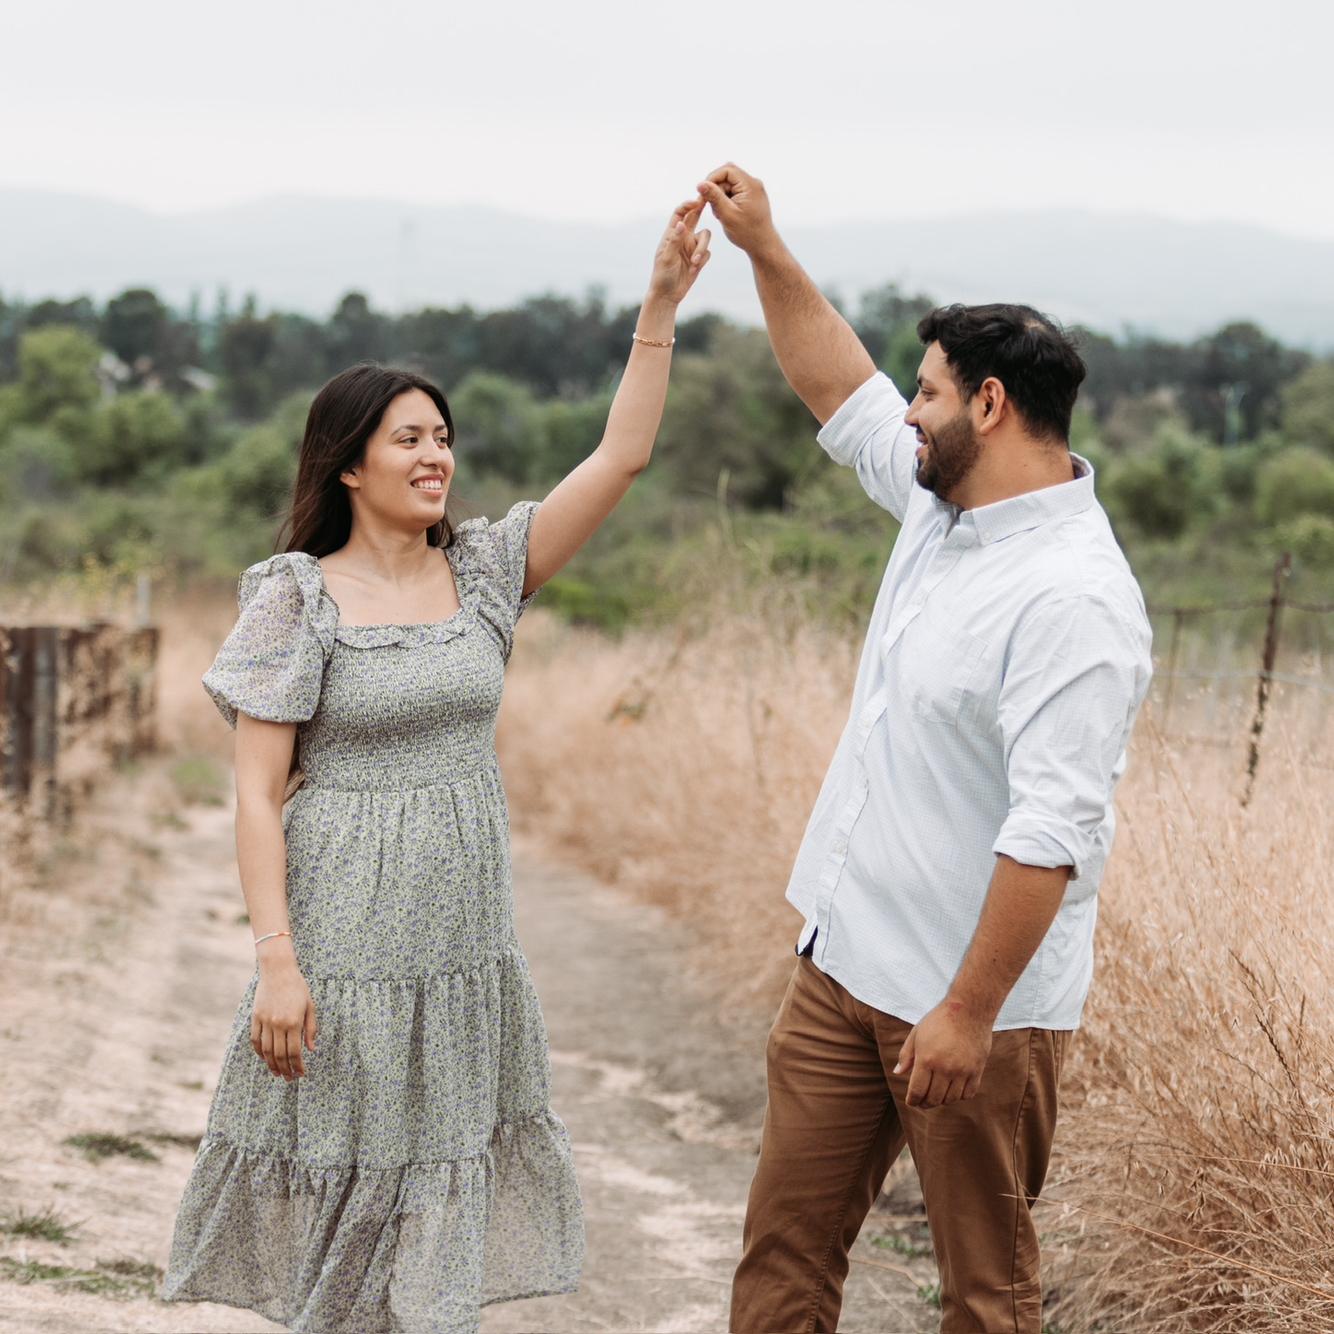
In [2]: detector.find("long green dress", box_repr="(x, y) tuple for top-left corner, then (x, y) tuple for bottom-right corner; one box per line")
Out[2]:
(160, 502), (584, 1333)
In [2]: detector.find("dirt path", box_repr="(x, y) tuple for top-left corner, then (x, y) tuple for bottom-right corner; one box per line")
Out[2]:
(1, 759), (936, 1333)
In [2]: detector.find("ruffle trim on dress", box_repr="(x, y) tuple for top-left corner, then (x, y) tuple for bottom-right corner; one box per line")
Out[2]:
(207, 948), (557, 1169)
(160, 1108), (584, 1332)
(448, 502), (542, 663)
(224, 504), (539, 666)
(240, 552), (339, 658)
(331, 601), (478, 649)
(187, 1106), (571, 1202)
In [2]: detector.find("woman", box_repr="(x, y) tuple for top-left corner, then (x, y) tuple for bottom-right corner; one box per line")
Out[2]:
(159, 199), (711, 1333)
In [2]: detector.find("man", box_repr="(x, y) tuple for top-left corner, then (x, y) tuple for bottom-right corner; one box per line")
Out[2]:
(695, 163), (1153, 1334)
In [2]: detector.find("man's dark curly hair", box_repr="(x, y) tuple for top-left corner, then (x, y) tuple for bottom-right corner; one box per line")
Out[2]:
(916, 303), (1086, 444)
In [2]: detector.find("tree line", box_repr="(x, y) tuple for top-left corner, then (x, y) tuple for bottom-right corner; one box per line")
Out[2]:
(1, 284), (1331, 611)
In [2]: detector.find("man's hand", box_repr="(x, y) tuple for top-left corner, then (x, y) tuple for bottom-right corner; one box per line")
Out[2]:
(692, 161), (875, 425)
(893, 999), (994, 1109)
(696, 163), (781, 260)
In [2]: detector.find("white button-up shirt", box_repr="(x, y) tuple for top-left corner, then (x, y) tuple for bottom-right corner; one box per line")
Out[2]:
(787, 371), (1153, 1031)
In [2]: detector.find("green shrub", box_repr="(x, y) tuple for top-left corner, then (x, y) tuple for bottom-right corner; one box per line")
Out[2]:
(213, 422), (298, 515)
(1275, 513), (1334, 567)
(1279, 360), (1334, 456)
(14, 326), (102, 422)
(0, 425), (79, 504)
(1102, 425), (1220, 538)
(88, 391), (189, 487)
(1254, 447), (1334, 526)
(539, 575), (631, 631)
(450, 372), (543, 481)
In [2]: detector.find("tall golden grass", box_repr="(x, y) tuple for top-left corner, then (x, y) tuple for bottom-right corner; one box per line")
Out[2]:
(498, 601), (1334, 1332)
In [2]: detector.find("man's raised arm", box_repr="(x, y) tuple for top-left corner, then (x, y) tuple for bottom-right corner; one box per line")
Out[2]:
(697, 163), (877, 426)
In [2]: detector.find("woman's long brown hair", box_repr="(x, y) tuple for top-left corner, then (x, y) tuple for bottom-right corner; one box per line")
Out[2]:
(270, 362), (462, 794)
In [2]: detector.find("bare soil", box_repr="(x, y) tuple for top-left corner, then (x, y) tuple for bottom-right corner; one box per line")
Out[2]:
(0, 755), (937, 1333)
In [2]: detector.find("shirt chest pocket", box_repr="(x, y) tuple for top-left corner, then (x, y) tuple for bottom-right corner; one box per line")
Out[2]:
(893, 615), (995, 728)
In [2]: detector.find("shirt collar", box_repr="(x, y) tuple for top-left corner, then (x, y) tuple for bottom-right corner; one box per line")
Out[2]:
(930, 452), (1096, 545)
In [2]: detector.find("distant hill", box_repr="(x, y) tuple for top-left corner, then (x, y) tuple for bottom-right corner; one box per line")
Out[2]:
(3, 189), (1332, 346)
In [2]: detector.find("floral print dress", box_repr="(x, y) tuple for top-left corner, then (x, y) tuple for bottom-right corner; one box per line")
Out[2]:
(160, 501), (584, 1334)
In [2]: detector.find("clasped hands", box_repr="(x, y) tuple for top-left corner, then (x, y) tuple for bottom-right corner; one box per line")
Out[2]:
(646, 162), (783, 306)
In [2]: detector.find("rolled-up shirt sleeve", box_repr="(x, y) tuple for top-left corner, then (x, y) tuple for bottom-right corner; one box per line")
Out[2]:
(816, 371), (919, 522)
(992, 594), (1152, 882)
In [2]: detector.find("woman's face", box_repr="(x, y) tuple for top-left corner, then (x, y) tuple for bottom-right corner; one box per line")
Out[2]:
(341, 388), (455, 529)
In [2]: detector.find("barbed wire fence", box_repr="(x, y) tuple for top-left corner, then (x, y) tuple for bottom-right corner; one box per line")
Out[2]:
(1146, 551), (1333, 805)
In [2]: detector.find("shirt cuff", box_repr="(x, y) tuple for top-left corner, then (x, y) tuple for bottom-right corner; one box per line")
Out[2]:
(816, 371), (905, 466)
(993, 815), (1089, 882)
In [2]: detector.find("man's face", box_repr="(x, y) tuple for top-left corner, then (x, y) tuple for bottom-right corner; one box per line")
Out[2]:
(905, 342), (983, 502)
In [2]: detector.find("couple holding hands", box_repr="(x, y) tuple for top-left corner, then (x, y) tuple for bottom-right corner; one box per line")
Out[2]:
(161, 163), (1152, 1333)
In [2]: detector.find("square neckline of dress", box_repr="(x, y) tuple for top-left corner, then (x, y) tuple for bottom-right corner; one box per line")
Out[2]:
(311, 544), (468, 631)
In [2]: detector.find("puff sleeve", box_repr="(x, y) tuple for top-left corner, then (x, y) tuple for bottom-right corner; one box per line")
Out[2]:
(453, 500), (543, 663)
(202, 553), (336, 729)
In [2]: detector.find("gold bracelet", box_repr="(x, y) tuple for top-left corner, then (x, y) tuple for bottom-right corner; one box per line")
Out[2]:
(632, 333), (675, 348)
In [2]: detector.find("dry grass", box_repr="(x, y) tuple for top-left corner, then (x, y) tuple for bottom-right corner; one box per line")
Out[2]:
(498, 603), (1334, 1332)
(499, 602), (856, 1007)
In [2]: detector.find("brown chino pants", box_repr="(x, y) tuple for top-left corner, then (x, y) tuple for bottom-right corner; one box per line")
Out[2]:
(730, 955), (1069, 1334)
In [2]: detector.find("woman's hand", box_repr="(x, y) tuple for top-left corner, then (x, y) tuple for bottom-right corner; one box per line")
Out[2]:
(251, 958), (318, 1081)
(646, 199), (712, 305)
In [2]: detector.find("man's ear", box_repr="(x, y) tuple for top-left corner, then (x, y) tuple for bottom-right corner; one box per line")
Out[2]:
(977, 376), (1006, 435)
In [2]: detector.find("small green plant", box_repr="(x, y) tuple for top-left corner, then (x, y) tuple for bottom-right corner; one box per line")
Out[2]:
(168, 753), (228, 806)
(917, 1281), (942, 1308)
(0, 1203), (79, 1244)
(0, 1253), (162, 1298)
(144, 1130), (202, 1150)
(0, 1256), (117, 1296)
(62, 1132), (159, 1163)
(870, 1232), (931, 1259)
(97, 1255), (164, 1283)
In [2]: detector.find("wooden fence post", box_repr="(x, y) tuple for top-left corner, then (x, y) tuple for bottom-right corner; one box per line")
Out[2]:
(1241, 552), (1293, 807)
(2, 619), (161, 829)
(32, 627), (59, 821)
(3, 627), (35, 806)
(0, 627), (13, 800)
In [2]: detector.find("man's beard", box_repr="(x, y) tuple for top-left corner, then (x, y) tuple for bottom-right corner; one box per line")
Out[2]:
(914, 408), (982, 501)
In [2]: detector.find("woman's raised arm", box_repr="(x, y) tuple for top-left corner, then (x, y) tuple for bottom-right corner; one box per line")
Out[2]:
(520, 199), (711, 596)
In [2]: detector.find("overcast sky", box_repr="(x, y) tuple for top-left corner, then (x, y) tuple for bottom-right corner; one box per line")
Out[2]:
(5, 0), (1332, 239)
